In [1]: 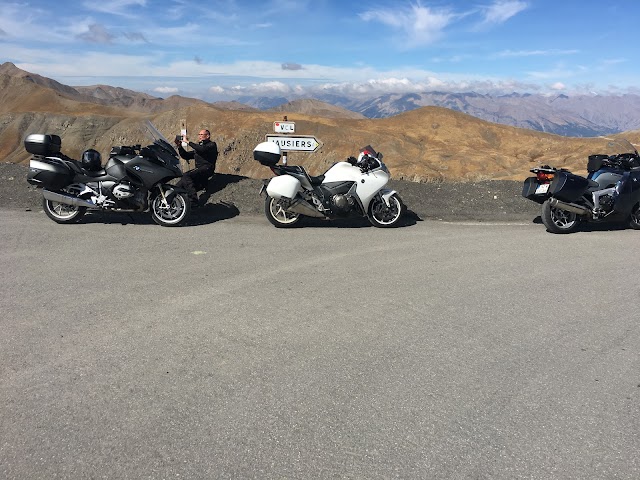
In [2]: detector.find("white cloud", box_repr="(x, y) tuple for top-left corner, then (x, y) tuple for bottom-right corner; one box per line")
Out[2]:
(360, 4), (455, 47)
(496, 49), (579, 58)
(82, 0), (147, 17)
(526, 63), (588, 80)
(476, 0), (529, 28)
(153, 86), (179, 94)
(77, 24), (116, 44)
(550, 82), (566, 90)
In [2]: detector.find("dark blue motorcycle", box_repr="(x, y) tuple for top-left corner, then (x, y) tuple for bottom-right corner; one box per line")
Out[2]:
(522, 138), (640, 233)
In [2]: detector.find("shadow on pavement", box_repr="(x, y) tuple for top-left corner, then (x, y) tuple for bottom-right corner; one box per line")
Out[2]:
(293, 208), (421, 229)
(76, 202), (239, 227)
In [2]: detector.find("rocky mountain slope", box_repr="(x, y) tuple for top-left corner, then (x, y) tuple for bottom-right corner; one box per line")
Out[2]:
(268, 99), (366, 120)
(2, 63), (639, 183)
(245, 91), (640, 137)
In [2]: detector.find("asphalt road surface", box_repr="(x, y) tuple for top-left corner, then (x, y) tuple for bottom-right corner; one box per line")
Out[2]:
(1, 210), (639, 479)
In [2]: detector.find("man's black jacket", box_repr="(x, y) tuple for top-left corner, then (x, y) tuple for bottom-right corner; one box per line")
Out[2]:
(178, 139), (218, 170)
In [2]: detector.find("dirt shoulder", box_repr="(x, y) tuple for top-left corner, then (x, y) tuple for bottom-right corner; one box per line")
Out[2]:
(0, 163), (540, 222)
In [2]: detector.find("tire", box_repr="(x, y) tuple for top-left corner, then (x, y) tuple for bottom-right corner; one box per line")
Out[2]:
(150, 192), (190, 227)
(265, 195), (301, 228)
(541, 199), (580, 234)
(629, 204), (640, 230)
(368, 193), (404, 228)
(42, 196), (86, 224)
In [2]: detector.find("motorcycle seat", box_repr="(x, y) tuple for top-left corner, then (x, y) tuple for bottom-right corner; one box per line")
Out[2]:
(66, 159), (106, 177)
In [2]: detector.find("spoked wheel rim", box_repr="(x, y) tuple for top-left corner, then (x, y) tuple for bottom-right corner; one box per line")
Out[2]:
(549, 207), (577, 229)
(630, 205), (640, 228)
(370, 195), (403, 226)
(541, 199), (579, 234)
(268, 197), (300, 225)
(42, 195), (86, 223)
(151, 193), (189, 225)
(46, 200), (80, 220)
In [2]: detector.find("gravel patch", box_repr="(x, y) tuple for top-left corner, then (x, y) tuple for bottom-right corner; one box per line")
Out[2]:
(0, 162), (540, 222)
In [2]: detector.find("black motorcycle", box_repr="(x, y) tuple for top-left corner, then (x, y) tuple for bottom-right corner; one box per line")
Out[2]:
(26, 121), (191, 226)
(522, 138), (640, 233)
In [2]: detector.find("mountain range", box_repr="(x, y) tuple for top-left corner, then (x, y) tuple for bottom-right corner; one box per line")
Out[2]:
(240, 91), (640, 137)
(1, 61), (639, 183)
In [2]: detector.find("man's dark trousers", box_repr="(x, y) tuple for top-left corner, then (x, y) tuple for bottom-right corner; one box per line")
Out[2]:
(179, 164), (214, 204)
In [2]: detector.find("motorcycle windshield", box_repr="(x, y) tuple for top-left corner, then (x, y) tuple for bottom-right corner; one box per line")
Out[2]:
(604, 138), (638, 157)
(145, 121), (181, 169)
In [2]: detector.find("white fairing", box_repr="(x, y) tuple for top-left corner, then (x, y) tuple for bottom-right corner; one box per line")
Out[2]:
(322, 161), (390, 209)
(266, 174), (301, 199)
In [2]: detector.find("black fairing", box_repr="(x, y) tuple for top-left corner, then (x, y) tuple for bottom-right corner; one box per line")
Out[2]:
(607, 170), (640, 216)
(318, 181), (354, 197)
(123, 155), (180, 187)
(105, 158), (128, 181)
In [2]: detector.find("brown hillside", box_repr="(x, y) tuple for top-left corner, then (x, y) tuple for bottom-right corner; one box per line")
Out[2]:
(268, 99), (366, 120)
(0, 74), (131, 117)
(1, 64), (637, 182)
(213, 101), (260, 112)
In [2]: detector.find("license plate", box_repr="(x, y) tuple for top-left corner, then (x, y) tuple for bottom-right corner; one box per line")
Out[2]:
(535, 183), (550, 194)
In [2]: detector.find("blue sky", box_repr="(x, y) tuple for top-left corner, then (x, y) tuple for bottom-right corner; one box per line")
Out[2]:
(0, 0), (638, 101)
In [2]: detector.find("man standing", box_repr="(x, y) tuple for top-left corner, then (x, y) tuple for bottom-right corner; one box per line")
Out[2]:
(175, 129), (218, 207)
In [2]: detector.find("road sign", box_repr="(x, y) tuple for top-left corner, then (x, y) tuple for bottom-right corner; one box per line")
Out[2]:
(266, 135), (321, 152)
(273, 121), (295, 133)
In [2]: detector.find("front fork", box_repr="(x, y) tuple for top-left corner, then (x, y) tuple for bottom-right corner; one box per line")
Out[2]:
(379, 189), (398, 207)
(154, 184), (184, 209)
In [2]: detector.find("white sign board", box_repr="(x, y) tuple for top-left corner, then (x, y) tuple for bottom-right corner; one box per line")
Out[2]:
(273, 121), (295, 133)
(266, 135), (321, 152)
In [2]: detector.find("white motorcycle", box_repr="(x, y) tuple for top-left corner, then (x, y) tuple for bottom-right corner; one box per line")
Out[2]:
(253, 142), (405, 228)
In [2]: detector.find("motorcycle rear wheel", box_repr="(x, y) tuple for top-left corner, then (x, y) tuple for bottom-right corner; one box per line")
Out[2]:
(150, 192), (190, 227)
(629, 204), (640, 230)
(541, 199), (579, 234)
(265, 195), (301, 228)
(368, 193), (404, 228)
(42, 196), (86, 224)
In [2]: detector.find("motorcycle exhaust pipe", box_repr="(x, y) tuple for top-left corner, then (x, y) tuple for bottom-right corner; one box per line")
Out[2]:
(288, 198), (325, 218)
(43, 189), (97, 209)
(549, 198), (590, 216)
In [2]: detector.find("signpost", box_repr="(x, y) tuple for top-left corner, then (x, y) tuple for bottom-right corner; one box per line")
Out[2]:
(267, 118), (322, 164)
(265, 135), (321, 153)
(273, 121), (295, 133)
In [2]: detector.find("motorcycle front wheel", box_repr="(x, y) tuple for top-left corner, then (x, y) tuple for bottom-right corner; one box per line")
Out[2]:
(629, 204), (640, 230)
(265, 195), (301, 228)
(42, 196), (86, 224)
(541, 199), (579, 234)
(150, 192), (190, 227)
(368, 193), (404, 228)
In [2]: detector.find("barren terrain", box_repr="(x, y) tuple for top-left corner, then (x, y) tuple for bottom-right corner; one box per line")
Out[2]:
(2, 62), (639, 186)
(0, 162), (540, 223)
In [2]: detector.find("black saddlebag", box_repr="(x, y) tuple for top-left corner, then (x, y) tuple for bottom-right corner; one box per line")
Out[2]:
(522, 176), (545, 202)
(27, 157), (73, 189)
(24, 134), (62, 156)
(548, 171), (590, 202)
